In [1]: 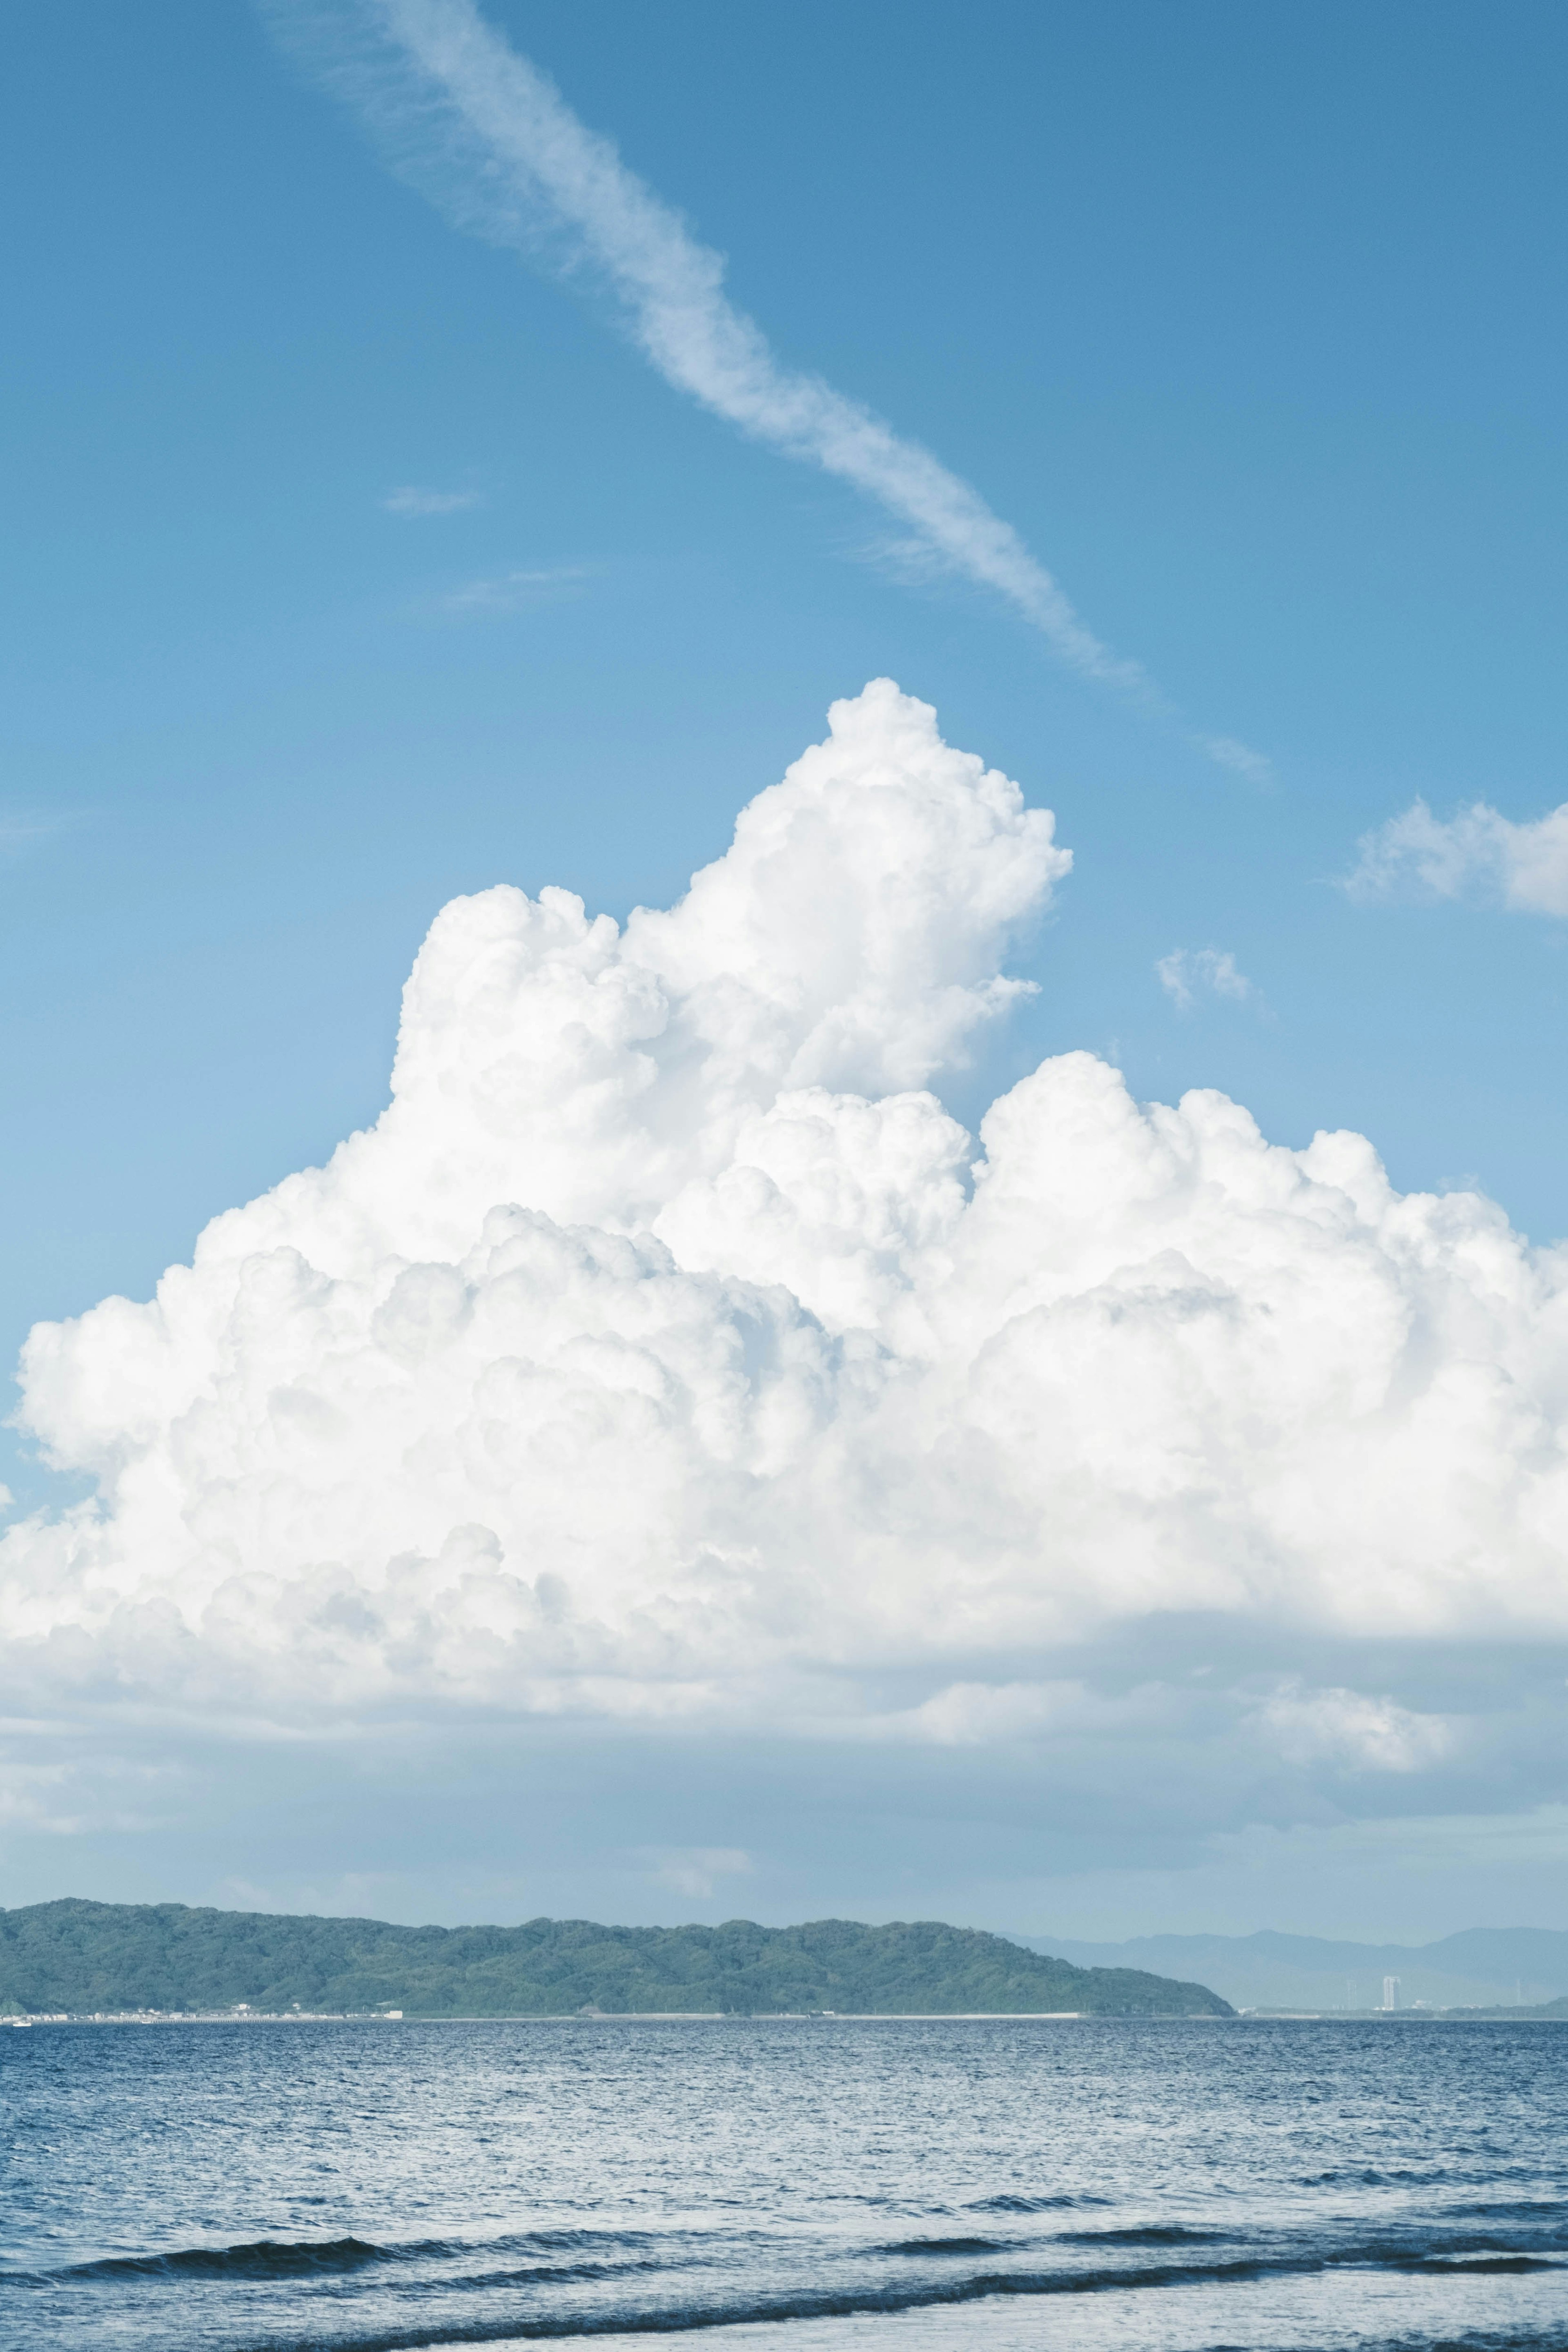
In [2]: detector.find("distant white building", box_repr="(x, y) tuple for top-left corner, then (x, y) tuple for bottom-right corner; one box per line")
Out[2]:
(1382, 1976), (1399, 2011)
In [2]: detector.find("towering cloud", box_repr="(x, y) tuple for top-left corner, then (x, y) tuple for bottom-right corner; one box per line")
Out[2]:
(2, 683), (1564, 1754)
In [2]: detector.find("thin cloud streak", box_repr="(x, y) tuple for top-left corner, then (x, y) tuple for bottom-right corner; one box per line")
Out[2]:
(383, 484), (482, 515)
(1198, 734), (1273, 786)
(443, 564), (587, 613)
(273, 0), (1265, 766)
(0, 808), (78, 859)
(293, 0), (1131, 680)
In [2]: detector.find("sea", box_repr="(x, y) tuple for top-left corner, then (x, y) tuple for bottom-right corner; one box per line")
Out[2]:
(3, 2015), (1566, 2352)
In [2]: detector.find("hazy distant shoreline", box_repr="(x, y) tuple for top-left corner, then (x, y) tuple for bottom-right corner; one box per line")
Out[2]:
(1012, 1925), (1568, 2013)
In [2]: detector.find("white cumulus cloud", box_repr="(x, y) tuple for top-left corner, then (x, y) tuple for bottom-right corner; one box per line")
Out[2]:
(1347, 797), (1568, 916)
(3, 681), (1567, 1757)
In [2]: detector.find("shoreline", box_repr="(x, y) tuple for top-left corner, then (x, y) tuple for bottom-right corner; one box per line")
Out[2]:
(5, 2006), (1565, 2027)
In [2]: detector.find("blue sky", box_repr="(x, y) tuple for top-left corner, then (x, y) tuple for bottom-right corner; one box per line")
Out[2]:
(2, 1), (1566, 1936)
(6, 0), (1566, 1360)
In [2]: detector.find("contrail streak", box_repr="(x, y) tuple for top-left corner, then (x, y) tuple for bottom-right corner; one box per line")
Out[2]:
(273, 0), (1262, 757)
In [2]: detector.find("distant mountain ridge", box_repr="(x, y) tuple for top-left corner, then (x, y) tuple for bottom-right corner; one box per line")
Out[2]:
(0, 1902), (1232, 2018)
(1007, 1927), (1568, 2012)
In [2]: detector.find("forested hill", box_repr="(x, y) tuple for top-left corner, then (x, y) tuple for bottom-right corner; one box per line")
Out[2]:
(0, 1903), (1232, 2017)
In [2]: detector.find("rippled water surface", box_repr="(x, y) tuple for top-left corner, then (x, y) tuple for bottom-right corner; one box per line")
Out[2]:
(2, 2016), (1566, 2350)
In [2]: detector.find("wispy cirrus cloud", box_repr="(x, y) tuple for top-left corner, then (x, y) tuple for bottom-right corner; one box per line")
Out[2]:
(382, 484), (482, 515)
(1198, 735), (1273, 786)
(1156, 945), (1253, 1011)
(268, 0), (1265, 773)
(0, 807), (78, 859)
(1346, 796), (1568, 916)
(442, 563), (586, 613)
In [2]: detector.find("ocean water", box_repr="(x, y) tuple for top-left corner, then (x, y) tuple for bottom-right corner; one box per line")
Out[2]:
(2, 2016), (1566, 2352)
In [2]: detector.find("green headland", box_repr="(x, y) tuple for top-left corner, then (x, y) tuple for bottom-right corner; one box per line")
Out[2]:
(0, 1901), (1232, 2018)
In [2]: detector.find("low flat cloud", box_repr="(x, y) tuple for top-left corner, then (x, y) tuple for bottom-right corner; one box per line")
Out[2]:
(1346, 797), (1568, 916)
(639, 1847), (754, 1901)
(1249, 1682), (1458, 1775)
